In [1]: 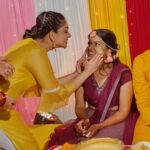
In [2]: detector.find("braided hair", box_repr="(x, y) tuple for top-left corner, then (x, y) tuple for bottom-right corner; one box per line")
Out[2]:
(23, 11), (66, 39)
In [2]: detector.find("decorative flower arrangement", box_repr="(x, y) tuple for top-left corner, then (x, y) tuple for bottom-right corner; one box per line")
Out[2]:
(89, 31), (96, 38)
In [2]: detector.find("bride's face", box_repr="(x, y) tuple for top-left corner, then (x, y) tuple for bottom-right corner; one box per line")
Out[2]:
(87, 35), (108, 60)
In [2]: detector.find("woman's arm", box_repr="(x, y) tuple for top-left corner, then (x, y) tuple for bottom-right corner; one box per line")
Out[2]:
(75, 86), (88, 119)
(70, 53), (102, 89)
(58, 72), (79, 84)
(75, 86), (91, 135)
(58, 48), (88, 84)
(26, 49), (102, 112)
(99, 81), (133, 128)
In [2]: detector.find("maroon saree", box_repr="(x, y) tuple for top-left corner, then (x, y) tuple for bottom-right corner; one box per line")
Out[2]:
(45, 63), (138, 149)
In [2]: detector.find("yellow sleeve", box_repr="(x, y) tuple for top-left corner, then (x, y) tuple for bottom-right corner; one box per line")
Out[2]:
(133, 56), (150, 125)
(26, 49), (75, 112)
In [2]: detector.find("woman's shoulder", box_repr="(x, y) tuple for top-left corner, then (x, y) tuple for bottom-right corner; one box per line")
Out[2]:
(26, 39), (45, 52)
(114, 63), (131, 72)
(25, 39), (46, 57)
(113, 64), (132, 85)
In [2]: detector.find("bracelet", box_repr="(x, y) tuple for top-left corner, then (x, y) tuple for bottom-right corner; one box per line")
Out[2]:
(0, 91), (6, 106)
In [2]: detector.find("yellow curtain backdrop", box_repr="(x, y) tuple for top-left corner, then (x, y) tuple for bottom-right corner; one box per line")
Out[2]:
(88, 0), (131, 67)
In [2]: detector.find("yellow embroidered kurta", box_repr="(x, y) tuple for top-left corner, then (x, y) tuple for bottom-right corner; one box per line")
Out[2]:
(1, 38), (74, 112)
(0, 38), (75, 149)
(133, 50), (150, 143)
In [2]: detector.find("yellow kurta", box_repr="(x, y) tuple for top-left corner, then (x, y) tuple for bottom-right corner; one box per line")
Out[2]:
(133, 50), (150, 143)
(1, 38), (75, 111)
(0, 38), (75, 149)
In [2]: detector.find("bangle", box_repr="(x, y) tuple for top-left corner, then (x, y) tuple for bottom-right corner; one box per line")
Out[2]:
(0, 91), (6, 106)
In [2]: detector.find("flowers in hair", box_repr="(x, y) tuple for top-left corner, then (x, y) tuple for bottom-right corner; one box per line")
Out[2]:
(113, 53), (119, 59)
(89, 31), (96, 38)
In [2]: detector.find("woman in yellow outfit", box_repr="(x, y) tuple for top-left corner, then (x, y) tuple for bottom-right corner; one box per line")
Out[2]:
(133, 50), (150, 143)
(0, 11), (102, 150)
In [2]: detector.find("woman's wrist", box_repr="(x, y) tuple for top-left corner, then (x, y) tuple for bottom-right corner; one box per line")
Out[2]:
(0, 91), (6, 107)
(98, 122), (105, 129)
(74, 71), (80, 76)
(81, 70), (92, 79)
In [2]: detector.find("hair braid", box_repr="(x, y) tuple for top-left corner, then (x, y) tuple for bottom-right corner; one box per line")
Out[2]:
(23, 11), (66, 39)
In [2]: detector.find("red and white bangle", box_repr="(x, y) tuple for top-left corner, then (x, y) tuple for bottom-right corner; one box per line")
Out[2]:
(0, 91), (6, 107)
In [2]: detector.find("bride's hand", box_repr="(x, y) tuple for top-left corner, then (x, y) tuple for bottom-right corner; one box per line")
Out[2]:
(86, 123), (101, 138)
(75, 119), (85, 135)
